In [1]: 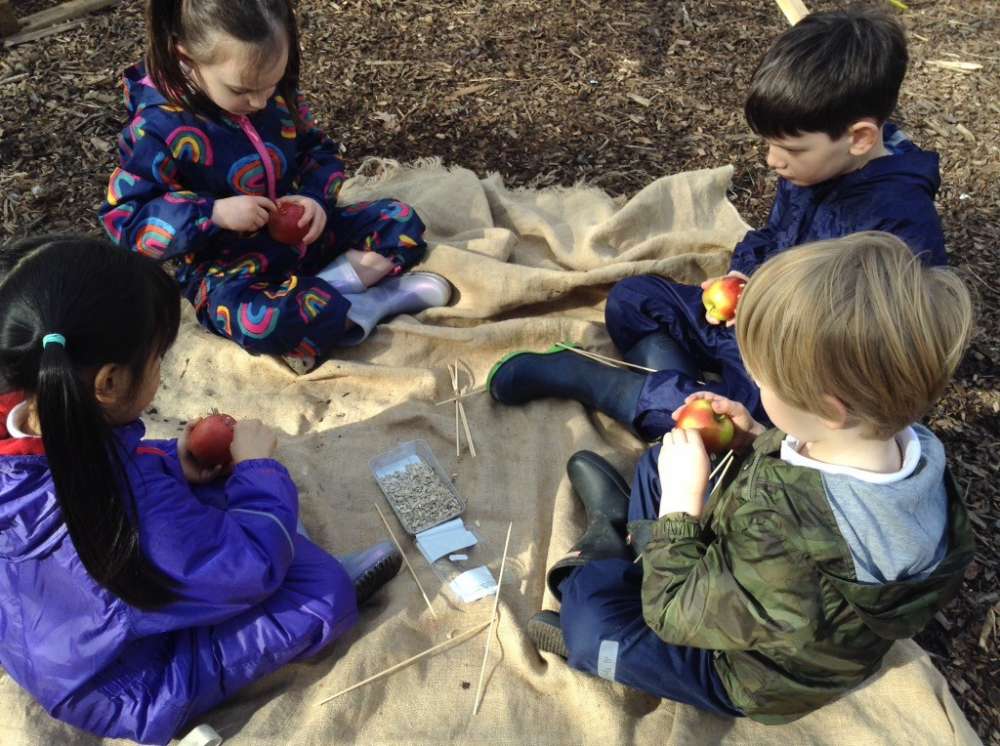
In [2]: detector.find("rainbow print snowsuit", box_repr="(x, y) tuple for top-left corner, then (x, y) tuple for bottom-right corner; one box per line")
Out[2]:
(100, 63), (427, 358)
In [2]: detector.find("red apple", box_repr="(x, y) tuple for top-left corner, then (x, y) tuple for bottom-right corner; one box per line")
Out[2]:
(267, 201), (309, 245)
(674, 399), (734, 454)
(702, 276), (746, 323)
(187, 412), (236, 466)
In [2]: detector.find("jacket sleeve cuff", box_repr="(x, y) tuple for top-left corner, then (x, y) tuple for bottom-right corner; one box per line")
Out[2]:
(230, 458), (292, 480)
(652, 513), (705, 541)
(728, 255), (756, 277)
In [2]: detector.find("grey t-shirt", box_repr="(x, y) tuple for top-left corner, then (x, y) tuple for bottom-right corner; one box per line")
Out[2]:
(781, 425), (948, 584)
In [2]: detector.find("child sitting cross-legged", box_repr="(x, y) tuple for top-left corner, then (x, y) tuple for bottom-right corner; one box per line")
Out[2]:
(488, 8), (946, 436)
(527, 232), (975, 723)
(0, 236), (404, 744)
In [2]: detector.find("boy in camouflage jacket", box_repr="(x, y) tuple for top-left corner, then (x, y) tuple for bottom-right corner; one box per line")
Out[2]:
(529, 232), (975, 723)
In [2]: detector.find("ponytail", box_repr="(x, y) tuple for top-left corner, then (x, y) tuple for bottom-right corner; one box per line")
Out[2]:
(0, 236), (181, 609)
(37, 343), (173, 608)
(145, 0), (188, 105)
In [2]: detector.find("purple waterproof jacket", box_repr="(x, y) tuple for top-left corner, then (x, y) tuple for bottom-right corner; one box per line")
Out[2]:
(0, 393), (357, 744)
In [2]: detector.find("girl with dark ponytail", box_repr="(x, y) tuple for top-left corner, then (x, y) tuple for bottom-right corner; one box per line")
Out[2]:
(0, 237), (401, 744)
(99, 0), (451, 375)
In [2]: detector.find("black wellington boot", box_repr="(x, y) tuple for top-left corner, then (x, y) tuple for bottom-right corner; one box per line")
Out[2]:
(622, 331), (700, 379)
(487, 345), (646, 430)
(546, 451), (633, 600)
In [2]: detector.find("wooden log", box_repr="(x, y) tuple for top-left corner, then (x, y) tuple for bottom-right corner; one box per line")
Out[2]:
(4, 18), (87, 47)
(0, 0), (20, 37)
(19, 0), (116, 34)
(775, 0), (809, 25)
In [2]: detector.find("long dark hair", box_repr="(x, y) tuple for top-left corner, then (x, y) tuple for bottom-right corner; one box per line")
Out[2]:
(145, 0), (303, 127)
(0, 236), (181, 609)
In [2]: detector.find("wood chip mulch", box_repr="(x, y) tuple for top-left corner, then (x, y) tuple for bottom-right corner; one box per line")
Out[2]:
(0, 0), (997, 742)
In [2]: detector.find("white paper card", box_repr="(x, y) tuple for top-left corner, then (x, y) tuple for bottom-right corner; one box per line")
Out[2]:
(415, 522), (478, 563)
(449, 565), (497, 603)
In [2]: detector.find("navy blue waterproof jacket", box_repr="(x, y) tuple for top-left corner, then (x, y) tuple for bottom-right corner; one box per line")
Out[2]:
(729, 125), (946, 276)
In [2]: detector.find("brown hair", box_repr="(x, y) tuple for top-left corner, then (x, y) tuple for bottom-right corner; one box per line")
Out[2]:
(736, 232), (973, 438)
(144, 0), (302, 127)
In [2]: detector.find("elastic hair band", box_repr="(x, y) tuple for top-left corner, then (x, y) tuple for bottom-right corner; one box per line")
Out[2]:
(42, 333), (66, 349)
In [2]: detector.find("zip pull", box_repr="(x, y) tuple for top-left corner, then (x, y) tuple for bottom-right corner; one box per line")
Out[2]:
(236, 115), (278, 202)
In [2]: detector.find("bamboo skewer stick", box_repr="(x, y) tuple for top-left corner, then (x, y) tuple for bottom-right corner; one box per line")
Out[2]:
(634, 449), (736, 564)
(435, 386), (487, 406)
(472, 522), (513, 716)
(553, 342), (656, 373)
(708, 449), (735, 482)
(708, 454), (735, 497)
(373, 503), (438, 619)
(455, 360), (477, 458)
(450, 363), (461, 457)
(316, 620), (491, 705)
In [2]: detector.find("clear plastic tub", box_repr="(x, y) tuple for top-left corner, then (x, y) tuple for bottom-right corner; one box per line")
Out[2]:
(369, 440), (465, 534)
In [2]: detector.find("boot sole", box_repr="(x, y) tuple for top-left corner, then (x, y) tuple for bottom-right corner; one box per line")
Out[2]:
(354, 551), (404, 605)
(485, 342), (579, 401)
(527, 611), (569, 658)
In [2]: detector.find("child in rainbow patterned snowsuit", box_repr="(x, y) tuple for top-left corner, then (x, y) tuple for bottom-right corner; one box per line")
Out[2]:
(101, 63), (427, 361)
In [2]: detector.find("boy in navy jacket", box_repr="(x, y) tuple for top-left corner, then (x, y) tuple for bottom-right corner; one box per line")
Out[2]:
(487, 9), (947, 436)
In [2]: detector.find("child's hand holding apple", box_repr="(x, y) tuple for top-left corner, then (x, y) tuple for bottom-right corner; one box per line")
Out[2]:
(657, 428), (712, 518)
(701, 271), (749, 327)
(269, 196), (326, 245)
(672, 393), (765, 452)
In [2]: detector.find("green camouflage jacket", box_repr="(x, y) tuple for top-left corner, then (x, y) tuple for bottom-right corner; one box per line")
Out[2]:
(632, 428), (974, 723)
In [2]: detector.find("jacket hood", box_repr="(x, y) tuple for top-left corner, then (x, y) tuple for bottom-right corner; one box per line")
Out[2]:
(751, 429), (974, 640)
(832, 123), (941, 199)
(123, 62), (171, 118)
(820, 470), (974, 639)
(0, 392), (146, 562)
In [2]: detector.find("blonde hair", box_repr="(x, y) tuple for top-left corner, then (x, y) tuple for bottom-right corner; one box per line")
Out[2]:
(736, 232), (973, 438)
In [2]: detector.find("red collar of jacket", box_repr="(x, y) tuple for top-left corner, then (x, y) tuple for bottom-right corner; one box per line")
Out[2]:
(0, 391), (46, 456)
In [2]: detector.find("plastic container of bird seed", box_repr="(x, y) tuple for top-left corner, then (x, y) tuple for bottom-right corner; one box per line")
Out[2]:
(369, 440), (466, 535)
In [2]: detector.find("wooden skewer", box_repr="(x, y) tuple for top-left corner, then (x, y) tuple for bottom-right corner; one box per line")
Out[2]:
(435, 386), (487, 406)
(373, 503), (438, 618)
(455, 360), (477, 458)
(633, 450), (736, 565)
(708, 455), (735, 498)
(472, 521), (514, 716)
(553, 342), (656, 373)
(553, 343), (708, 386)
(316, 620), (491, 705)
(708, 449), (735, 482)
(450, 363), (461, 457)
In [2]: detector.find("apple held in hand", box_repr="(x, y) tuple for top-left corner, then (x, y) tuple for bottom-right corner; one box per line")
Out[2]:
(674, 399), (734, 454)
(267, 201), (309, 245)
(702, 277), (747, 323)
(188, 412), (236, 467)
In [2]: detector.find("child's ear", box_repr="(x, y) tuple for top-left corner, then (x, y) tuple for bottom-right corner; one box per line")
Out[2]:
(174, 42), (195, 75)
(847, 119), (882, 156)
(819, 394), (851, 430)
(93, 363), (130, 410)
